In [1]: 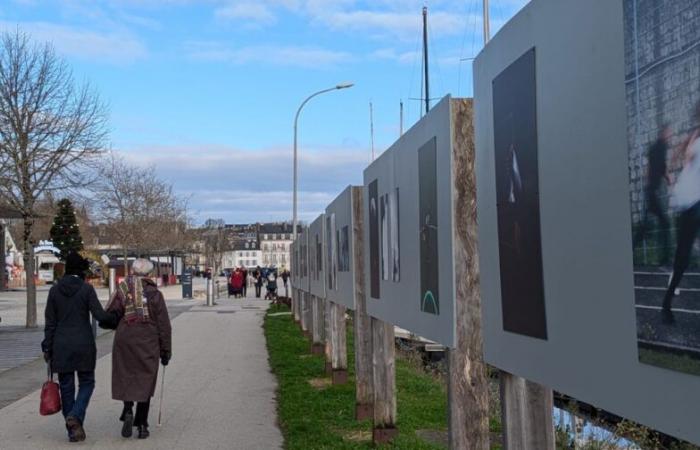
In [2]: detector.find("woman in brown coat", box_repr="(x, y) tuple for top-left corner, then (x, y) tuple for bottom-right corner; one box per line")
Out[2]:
(106, 258), (171, 439)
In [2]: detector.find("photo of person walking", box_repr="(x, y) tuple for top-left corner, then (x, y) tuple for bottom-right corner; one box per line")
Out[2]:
(625, 0), (700, 377)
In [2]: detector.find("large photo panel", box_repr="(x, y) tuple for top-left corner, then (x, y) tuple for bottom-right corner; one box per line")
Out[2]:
(475, 0), (700, 444)
(325, 186), (357, 310)
(363, 96), (460, 347)
(492, 48), (547, 340)
(309, 214), (326, 299)
(625, 0), (700, 377)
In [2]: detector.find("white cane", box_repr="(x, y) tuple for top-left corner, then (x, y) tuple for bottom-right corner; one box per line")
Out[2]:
(157, 365), (166, 427)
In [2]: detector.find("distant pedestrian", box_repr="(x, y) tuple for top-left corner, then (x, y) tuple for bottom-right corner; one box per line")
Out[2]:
(265, 270), (278, 300)
(281, 269), (290, 298)
(241, 266), (248, 297)
(254, 266), (263, 298)
(41, 252), (117, 442)
(105, 258), (172, 440)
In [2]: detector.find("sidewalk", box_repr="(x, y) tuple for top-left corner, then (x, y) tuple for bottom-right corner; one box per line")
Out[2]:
(0, 295), (283, 449)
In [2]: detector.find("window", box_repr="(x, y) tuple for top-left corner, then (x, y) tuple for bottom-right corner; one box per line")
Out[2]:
(263, 244), (269, 251)
(239, 252), (244, 257)
(273, 234), (277, 240)
(246, 252), (249, 257)
(252, 260), (257, 266)
(263, 234), (268, 240)
(245, 242), (249, 249)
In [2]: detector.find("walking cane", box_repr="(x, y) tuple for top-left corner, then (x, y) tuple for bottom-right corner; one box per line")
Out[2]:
(157, 366), (166, 427)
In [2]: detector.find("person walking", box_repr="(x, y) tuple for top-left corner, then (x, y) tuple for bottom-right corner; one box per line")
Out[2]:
(254, 266), (263, 298)
(633, 125), (672, 266)
(281, 268), (290, 298)
(105, 258), (172, 439)
(241, 266), (248, 297)
(663, 105), (700, 322)
(41, 252), (117, 442)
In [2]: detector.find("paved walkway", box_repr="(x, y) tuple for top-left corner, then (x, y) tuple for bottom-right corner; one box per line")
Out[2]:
(0, 294), (283, 449)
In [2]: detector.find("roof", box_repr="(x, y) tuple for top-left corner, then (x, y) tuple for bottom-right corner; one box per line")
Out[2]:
(0, 205), (23, 220)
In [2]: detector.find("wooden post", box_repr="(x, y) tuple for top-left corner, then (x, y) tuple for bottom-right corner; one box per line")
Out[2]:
(300, 291), (310, 338)
(352, 186), (373, 420)
(372, 317), (397, 444)
(447, 99), (490, 449)
(324, 297), (333, 374)
(293, 288), (301, 324)
(311, 295), (324, 354)
(500, 372), (555, 450)
(329, 302), (348, 384)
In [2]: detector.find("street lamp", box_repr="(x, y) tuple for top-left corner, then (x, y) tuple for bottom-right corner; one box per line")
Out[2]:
(292, 82), (354, 243)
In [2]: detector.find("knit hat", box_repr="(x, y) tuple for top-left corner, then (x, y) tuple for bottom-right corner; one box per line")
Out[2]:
(65, 252), (89, 276)
(132, 258), (154, 276)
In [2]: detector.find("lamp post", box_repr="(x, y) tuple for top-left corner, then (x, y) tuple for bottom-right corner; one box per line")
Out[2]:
(292, 82), (354, 243)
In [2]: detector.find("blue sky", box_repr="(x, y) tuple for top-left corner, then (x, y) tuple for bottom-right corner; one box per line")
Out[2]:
(1, 0), (528, 224)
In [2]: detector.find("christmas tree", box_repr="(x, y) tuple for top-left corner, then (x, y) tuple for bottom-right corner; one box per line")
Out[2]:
(49, 199), (84, 259)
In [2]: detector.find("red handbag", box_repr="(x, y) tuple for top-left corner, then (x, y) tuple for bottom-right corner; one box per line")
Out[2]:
(40, 363), (61, 416)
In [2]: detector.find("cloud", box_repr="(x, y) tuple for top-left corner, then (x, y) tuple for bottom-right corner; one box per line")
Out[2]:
(185, 41), (354, 68)
(115, 144), (367, 223)
(215, 2), (277, 25)
(0, 21), (147, 64)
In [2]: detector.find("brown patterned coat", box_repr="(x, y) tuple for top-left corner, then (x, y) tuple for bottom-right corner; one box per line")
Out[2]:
(107, 278), (172, 402)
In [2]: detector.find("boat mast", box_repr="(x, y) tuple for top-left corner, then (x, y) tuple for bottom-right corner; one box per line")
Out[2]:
(483, 0), (490, 44)
(422, 6), (430, 115)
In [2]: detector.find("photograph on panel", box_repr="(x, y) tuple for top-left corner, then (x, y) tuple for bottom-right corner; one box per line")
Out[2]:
(625, 0), (700, 376)
(419, 137), (439, 315)
(390, 188), (400, 282)
(381, 193), (389, 281)
(326, 214), (336, 290)
(315, 233), (322, 281)
(493, 47), (547, 340)
(369, 179), (380, 298)
(340, 225), (350, 272)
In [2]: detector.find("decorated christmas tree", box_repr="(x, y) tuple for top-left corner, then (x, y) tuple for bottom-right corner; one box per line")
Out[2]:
(49, 198), (84, 259)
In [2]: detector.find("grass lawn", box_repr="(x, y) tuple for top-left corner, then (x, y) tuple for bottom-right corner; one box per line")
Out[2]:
(639, 347), (700, 377)
(264, 304), (450, 449)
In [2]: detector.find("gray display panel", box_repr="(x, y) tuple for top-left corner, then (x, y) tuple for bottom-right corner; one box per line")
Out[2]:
(474, 0), (700, 444)
(325, 186), (357, 310)
(363, 96), (456, 347)
(308, 214), (326, 298)
(295, 227), (309, 293)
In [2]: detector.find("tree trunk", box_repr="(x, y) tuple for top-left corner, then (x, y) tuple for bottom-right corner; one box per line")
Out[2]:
(23, 217), (37, 328)
(0, 222), (6, 292)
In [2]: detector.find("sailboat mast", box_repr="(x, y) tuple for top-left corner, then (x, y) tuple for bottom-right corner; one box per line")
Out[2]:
(422, 6), (430, 115)
(370, 101), (375, 161)
(483, 0), (490, 44)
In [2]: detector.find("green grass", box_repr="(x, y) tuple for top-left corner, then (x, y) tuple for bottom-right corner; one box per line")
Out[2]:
(264, 304), (450, 449)
(639, 348), (700, 376)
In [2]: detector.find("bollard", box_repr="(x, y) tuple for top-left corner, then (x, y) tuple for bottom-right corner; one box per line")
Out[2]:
(206, 279), (214, 306)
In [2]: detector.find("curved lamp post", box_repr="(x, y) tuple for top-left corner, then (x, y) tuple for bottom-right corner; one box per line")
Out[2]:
(292, 82), (354, 243)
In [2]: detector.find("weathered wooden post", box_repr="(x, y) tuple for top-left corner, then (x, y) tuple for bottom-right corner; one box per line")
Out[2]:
(311, 294), (325, 354)
(300, 291), (310, 339)
(352, 186), (373, 419)
(371, 317), (397, 444)
(328, 302), (348, 384)
(446, 99), (490, 450)
(500, 372), (555, 450)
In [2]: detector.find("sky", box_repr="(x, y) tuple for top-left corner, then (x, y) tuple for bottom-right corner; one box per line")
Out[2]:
(0, 0), (529, 224)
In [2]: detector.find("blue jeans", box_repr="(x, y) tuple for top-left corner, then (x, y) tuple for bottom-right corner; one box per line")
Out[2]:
(58, 371), (95, 425)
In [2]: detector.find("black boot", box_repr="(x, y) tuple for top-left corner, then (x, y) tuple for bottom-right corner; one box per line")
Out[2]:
(137, 425), (150, 439)
(121, 411), (134, 438)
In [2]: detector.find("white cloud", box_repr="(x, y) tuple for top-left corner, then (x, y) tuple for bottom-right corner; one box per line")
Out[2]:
(185, 41), (354, 68)
(215, 2), (276, 25)
(115, 144), (366, 223)
(0, 21), (147, 64)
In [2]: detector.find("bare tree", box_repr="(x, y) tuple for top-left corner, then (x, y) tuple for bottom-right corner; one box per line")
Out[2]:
(200, 219), (229, 276)
(94, 153), (188, 271)
(0, 30), (108, 327)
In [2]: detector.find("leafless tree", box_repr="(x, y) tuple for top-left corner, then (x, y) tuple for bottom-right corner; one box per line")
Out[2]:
(93, 153), (189, 271)
(200, 219), (229, 276)
(0, 30), (108, 327)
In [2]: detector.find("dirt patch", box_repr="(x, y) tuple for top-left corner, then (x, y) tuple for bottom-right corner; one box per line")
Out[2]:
(308, 377), (331, 390)
(416, 429), (448, 447)
(339, 429), (372, 443)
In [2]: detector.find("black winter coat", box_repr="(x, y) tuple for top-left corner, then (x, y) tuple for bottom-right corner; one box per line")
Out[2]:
(41, 276), (116, 373)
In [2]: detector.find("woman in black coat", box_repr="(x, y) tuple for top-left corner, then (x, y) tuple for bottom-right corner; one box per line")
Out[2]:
(41, 252), (116, 442)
